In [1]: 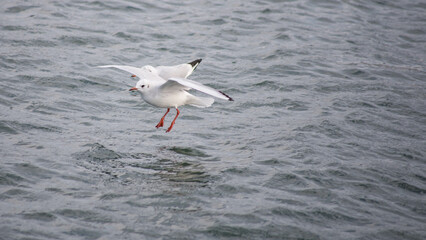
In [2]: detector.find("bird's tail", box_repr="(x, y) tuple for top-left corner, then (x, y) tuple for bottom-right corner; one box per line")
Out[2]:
(188, 96), (214, 108)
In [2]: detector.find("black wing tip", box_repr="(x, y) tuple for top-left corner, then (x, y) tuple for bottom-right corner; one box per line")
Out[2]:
(219, 91), (234, 101)
(188, 59), (202, 68)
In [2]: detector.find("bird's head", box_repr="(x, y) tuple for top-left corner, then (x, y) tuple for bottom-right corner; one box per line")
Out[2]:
(129, 79), (149, 93)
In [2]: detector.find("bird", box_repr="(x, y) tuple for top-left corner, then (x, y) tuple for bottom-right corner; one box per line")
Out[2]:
(98, 59), (233, 132)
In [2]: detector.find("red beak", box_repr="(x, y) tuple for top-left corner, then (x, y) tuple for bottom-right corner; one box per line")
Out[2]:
(131, 75), (136, 77)
(129, 87), (138, 91)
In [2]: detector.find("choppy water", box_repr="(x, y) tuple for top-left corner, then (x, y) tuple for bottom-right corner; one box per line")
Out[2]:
(1, 0), (425, 239)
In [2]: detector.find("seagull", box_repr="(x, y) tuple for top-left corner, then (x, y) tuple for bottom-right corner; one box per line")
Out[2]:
(98, 59), (233, 132)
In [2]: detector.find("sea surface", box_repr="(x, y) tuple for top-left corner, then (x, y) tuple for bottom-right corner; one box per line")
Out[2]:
(1, 0), (425, 239)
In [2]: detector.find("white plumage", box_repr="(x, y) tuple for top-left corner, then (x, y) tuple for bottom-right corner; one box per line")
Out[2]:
(98, 59), (233, 132)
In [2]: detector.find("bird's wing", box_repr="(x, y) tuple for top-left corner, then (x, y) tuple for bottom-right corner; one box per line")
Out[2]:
(161, 77), (233, 101)
(155, 59), (202, 80)
(98, 65), (146, 78)
(98, 65), (166, 84)
(156, 64), (193, 79)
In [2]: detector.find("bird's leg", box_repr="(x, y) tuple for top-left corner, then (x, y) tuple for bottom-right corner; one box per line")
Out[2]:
(156, 108), (170, 128)
(166, 108), (180, 133)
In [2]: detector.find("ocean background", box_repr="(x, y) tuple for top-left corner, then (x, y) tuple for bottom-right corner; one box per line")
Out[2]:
(1, 0), (425, 239)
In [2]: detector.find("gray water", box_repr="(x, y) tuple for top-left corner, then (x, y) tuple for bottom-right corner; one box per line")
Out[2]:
(1, 0), (425, 239)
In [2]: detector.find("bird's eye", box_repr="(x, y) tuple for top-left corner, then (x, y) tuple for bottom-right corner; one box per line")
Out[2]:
(141, 85), (145, 88)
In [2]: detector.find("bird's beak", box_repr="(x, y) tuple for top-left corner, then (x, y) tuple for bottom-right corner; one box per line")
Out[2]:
(131, 75), (136, 77)
(129, 87), (138, 91)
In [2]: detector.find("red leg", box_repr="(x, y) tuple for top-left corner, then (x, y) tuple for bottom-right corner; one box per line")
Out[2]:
(156, 108), (170, 128)
(166, 108), (180, 133)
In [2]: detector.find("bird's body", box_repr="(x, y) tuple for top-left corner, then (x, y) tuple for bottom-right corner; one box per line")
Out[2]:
(98, 59), (232, 132)
(141, 84), (213, 108)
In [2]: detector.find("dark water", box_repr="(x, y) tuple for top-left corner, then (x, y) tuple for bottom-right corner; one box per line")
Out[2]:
(1, 0), (425, 239)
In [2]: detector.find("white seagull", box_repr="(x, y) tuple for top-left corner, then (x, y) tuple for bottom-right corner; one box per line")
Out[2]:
(98, 59), (233, 132)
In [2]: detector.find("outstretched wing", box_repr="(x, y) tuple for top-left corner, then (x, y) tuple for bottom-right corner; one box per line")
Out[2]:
(98, 65), (166, 84)
(155, 59), (202, 80)
(161, 77), (233, 101)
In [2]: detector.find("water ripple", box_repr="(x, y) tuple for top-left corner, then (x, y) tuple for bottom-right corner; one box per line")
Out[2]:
(1, 0), (425, 239)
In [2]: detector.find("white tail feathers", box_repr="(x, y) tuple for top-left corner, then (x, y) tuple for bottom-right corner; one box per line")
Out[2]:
(189, 96), (215, 108)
